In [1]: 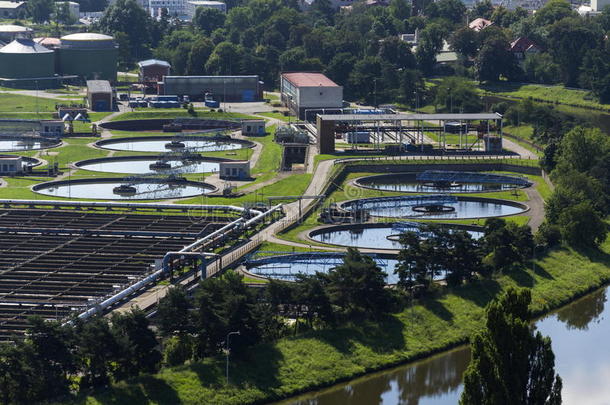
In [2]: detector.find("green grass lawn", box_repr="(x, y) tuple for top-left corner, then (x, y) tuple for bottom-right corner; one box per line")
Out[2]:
(257, 112), (291, 122)
(75, 236), (610, 405)
(0, 93), (59, 112)
(479, 82), (610, 112)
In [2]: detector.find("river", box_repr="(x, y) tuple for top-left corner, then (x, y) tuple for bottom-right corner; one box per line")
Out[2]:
(277, 286), (610, 405)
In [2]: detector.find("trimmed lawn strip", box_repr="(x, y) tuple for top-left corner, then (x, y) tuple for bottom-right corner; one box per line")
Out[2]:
(77, 238), (610, 405)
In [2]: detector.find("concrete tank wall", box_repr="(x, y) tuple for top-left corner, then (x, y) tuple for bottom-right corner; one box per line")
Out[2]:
(0, 52), (55, 79)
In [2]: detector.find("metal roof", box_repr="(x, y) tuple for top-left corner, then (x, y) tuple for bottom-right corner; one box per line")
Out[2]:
(0, 1), (25, 8)
(317, 113), (502, 121)
(138, 59), (171, 68)
(0, 38), (53, 54)
(282, 72), (339, 87)
(61, 33), (113, 41)
(0, 24), (32, 33)
(86, 80), (112, 93)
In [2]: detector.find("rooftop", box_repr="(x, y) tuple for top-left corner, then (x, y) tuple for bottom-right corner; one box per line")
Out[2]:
(469, 18), (493, 32)
(0, 1), (25, 8)
(87, 80), (112, 93)
(318, 113), (502, 121)
(0, 38), (53, 54)
(0, 24), (32, 33)
(187, 0), (226, 4)
(138, 59), (171, 68)
(282, 72), (339, 87)
(61, 32), (114, 41)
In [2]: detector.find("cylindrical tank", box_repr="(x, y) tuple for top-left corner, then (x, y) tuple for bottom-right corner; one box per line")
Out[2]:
(0, 39), (54, 79)
(58, 33), (118, 81)
(0, 25), (33, 43)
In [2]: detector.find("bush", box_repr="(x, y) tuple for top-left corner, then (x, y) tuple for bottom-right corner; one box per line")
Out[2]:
(163, 334), (195, 367)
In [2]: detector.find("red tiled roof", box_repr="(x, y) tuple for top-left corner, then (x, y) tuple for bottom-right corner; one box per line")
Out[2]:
(469, 18), (493, 32)
(282, 72), (339, 87)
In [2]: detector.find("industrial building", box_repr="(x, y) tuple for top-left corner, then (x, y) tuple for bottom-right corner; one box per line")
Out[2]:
(0, 1), (25, 18)
(185, 0), (226, 18)
(219, 161), (250, 180)
(280, 72), (343, 120)
(58, 33), (118, 81)
(159, 75), (263, 101)
(87, 80), (114, 111)
(138, 59), (170, 92)
(0, 38), (55, 80)
(0, 24), (33, 44)
(0, 119), (64, 137)
(0, 156), (23, 175)
(241, 120), (265, 136)
(0, 30), (118, 88)
(55, 1), (80, 19)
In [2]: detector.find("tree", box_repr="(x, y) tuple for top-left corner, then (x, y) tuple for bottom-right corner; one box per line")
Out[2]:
(547, 17), (603, 87)
(205, 42), (244, 75)
(523, 53), (561, 84)
(157, 285), (191, 337)
(557, 201), (607, 248)
(98, 0), (152, 63)
(449, 27), (479, 59)
(75, 316), (118, 389)
(54, 1), (76, 25)
(110, 308), (161, 380)
(193, 7), (226, 35)
(388, 0), (411, 20)
(425, 0), (466, 24)
(475, 38), (521, 82)
(480, 218), (533, 273)
(163, 334), (195, 366)
(396, 231), (434, 290)
(434, 76), (483, 113)
(379, 36), (416, 70)
(469, 0), (493, 19)
(186, 37), (214, 75)
(460, 288), (562, 405)
(27, 0), (54, 23)
(534, 0), (575, 26)
(321, 248), (392, 319)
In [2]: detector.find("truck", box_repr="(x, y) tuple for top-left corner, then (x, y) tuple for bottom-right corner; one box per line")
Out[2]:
(204, 92), (220, 108)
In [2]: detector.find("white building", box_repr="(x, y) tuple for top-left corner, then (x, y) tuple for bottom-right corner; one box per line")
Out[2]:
(0, 156), (23, 175)
(280, 72), (343, 120)
(149, 0), (185, 17)
(592, 0), (610, 11)
(185, 0), (226, 19)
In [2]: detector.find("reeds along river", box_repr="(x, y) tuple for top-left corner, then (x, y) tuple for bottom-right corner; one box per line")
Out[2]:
(277, 286), (610, 405)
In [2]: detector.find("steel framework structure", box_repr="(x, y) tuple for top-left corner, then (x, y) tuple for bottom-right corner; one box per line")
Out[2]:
(416, 170), (531, 186)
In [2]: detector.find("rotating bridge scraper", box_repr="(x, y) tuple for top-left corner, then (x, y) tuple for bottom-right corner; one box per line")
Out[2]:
(349, 194), (458, 211)
(416, 171), (532, 187)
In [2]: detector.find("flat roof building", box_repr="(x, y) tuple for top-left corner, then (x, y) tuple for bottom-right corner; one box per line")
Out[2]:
(87, 80), (113, 111)
(280, 72), (343, 120)
(185, 0), (226, 18)
(0, 1), (25, 19)
(159, 75), (263, 102)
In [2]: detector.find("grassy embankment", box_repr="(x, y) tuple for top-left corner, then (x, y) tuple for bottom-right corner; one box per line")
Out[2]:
(0, 93), (59, 113)
(75, 235), (610, 405)
(479, 82), (610, 112)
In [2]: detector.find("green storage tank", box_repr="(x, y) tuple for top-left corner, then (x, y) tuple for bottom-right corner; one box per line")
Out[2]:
(0, 38), (55, 79)
(58, 33), (118, 82)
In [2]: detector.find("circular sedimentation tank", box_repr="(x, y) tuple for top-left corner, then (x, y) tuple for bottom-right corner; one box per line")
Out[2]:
(308, 223), (484, 250)
(244, 253), (403, 284)
(94, 135), (252, 153)
(0, 38), (55, 79)
(74, 155), (228, 175)
(339, 195), (528, 220)
(58, 33), (118, 81)
(0, 136), (61, 152)
(354, 172), (529, 194)
(33, 178), (216, 200)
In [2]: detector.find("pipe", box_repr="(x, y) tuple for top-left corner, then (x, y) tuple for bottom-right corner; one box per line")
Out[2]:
(0, 199), (261, 216)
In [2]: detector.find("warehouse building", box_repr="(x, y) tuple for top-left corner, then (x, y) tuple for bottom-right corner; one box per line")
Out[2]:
(280, 72), (343, 120)
(0, 1), (25, 18)
(0, 25), (33, 45)
(58, 33), (118, 81)
(138, 59), (170, 92)
(185, 0), (226, 18)
(87, 80), (113, 111)
(159, 75), (263, 101)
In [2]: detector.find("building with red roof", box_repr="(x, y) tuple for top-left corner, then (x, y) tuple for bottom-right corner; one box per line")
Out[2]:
(510, 37), (543, 61)
(280, 72), (344, 119)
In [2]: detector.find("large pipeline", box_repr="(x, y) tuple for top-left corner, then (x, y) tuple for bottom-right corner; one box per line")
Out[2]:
(68, 204), (284, 323)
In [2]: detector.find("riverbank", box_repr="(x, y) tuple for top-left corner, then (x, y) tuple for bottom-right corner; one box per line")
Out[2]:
(76, 236), (610, 405)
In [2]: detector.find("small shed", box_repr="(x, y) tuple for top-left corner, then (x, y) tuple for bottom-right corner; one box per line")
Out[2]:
(219, 161), (250, 180)
(87, 80), (113, 111)
(40, 120), (64, 136)
(241, 120), (265, 136)
(138, 59), (170, 85)
(0, 156), (22, 174)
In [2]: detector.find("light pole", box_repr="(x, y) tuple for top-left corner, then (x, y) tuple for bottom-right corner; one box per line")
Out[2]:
(373, 78), (378, 109)
(225, 330), (240, 385)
